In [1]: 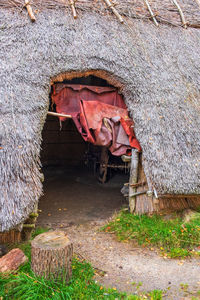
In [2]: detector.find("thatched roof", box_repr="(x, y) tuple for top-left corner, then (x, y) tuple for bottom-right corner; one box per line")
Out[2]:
(0, 3), (200, 231)
(1, 0), (200, 28)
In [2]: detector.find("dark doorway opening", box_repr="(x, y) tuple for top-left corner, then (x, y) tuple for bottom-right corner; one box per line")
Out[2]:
(37, 76), (129, 228)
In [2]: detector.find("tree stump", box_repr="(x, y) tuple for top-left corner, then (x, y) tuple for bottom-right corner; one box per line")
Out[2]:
(31, 231), (73, 281)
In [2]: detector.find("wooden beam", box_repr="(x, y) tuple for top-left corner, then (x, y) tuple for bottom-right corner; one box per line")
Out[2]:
(158, 194), (199, 199)
(47, 111), (72, 119)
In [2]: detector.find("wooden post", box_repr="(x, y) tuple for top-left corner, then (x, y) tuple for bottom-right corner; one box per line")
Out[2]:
(99, 147), (109, 184)
(31, 231), (73, 281)
(22, 204), (38, 241)
(129, 149), (139, 213)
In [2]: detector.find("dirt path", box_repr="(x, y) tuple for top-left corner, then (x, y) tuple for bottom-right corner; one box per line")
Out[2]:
(64, 221), (199, 299)
(37, 167), (200, 299)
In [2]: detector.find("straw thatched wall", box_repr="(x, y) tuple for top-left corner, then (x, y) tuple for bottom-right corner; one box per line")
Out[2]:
(0, 7), (200, 231)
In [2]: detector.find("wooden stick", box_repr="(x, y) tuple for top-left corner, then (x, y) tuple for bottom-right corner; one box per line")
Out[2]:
(172, 0), (187, 28)
(188, 23), (200, 28)
(195, 0), (200, 8)
(24, 0), (36, 22)
(124, 181), (147, 188)
(101, 164), (128, 169)
(69, 0), (77, 19)
(103, 0), (124, 24)
(29, 213), (39, 218)
(131, 190), (147, 197)
(143, 0), (158, 26)
(47, 111), (72, 118)
(23, 224), (35, 228)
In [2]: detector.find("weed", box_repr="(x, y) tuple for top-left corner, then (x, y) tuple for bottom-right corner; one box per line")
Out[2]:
(180, 283), (189, 291)
(102, 210), (200, 258)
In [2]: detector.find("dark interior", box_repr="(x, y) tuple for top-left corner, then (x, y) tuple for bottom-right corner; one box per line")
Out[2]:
(37, 76), (129, 228)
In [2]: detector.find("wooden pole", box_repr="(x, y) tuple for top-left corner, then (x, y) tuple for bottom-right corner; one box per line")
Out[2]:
(24, 0), (36, 22)
(103, 0), (124, 24)
(129, 149), (139, 213)
(99, 147), (109, 184)
(47, 111), (72, 119)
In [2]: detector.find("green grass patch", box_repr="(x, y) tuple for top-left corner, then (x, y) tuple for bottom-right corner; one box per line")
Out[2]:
(0, 228), (163, 300)
(102, 210), (200, 258)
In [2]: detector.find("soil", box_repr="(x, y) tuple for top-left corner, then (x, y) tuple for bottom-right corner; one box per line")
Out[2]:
(37, 166), (200, 299)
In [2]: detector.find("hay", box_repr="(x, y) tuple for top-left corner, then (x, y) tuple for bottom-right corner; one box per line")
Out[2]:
(0, 8), (200, 231)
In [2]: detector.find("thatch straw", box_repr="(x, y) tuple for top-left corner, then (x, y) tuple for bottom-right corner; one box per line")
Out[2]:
(0, 0), (200, 27)
(0, 7), (200, 231)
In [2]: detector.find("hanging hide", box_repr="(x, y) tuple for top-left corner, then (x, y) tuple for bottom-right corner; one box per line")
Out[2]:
(51, 84), (141, 155)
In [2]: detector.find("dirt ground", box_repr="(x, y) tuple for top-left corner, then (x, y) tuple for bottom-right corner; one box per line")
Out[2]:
(37, 166), (200, 299)
(37, 166), (127, 227)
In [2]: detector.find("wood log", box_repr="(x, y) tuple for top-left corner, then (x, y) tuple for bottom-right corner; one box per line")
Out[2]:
(31, 231), (73, 281)
(0, 248), (28, 273)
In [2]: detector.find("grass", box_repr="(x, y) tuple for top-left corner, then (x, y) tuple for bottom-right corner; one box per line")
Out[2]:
(0, 228), (163, 300)
(102, 210), (200, 258)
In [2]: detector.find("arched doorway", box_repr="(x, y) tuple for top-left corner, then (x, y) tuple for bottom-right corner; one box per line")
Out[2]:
(37, 75), (140, 228)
